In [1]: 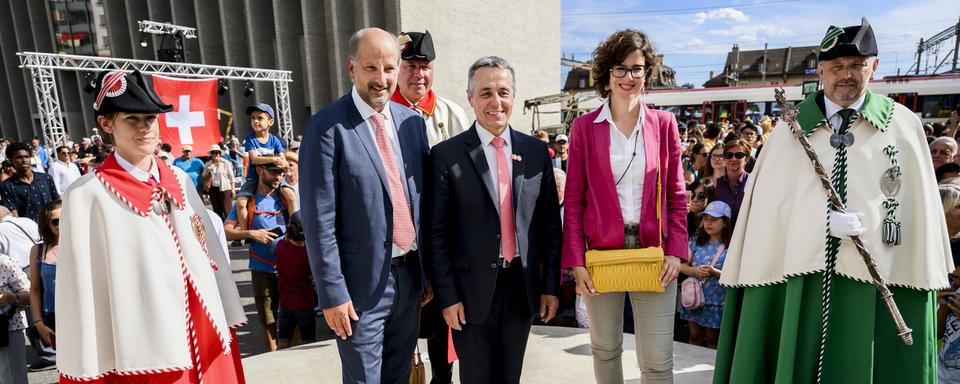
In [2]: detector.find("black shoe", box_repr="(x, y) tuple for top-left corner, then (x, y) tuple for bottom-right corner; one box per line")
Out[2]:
(230, 240), (243, 247)
(29, 360), (55, 372)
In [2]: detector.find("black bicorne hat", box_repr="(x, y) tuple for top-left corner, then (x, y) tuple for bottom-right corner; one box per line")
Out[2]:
(398, 30), (436, 62)
(818, 17), (878, 61)
(93, 70), (173, 116)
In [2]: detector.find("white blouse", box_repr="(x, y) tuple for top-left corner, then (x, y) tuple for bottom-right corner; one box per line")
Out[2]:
(595, 101), (646, 225)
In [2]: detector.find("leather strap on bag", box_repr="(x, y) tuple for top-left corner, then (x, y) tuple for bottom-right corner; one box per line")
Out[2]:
(708, 244), (725, 269)
(5, 220), (40, 245)
(655, 158), (662, 247)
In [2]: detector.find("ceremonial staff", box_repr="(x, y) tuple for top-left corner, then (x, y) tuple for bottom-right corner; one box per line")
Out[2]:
(774, 88), (913, 346)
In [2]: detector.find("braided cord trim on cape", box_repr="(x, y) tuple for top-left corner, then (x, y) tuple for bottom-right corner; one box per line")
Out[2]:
(816, 131), (849, 384)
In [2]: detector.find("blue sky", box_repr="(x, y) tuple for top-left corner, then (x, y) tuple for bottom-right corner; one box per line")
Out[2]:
(561, 0), (960, 88)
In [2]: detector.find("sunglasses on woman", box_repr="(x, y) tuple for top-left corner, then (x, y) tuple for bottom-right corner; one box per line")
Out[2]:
(51, 218), (60, 227)
(691, 193), (708, 201)
(724, 152), (747, 160)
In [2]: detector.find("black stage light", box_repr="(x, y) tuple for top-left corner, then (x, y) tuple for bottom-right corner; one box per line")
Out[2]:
(83, 73), (96, 93)
(217, 79), (229, 96)
(243, 80), (254, 97)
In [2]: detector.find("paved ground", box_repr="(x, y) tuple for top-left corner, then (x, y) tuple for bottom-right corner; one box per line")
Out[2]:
(243, 325), (717, 383)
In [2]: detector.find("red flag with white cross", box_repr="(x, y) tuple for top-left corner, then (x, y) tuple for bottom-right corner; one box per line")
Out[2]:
(153, 75), (221, 157)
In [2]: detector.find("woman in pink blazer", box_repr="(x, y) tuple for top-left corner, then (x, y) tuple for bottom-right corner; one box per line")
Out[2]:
(562, 29), (688, 384)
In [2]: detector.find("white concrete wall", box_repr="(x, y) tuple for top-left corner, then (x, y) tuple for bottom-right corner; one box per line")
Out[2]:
(399, 0), (561, 134)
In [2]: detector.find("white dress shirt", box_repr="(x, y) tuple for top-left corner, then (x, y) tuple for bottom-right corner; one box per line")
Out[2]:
(824, 93), (866, 133)
(115, 153), (160, 183)
(351, 87), (417, 256)
(48, 159), (82, 194)
(595, 101), (646, 225)
(474, 125), (519, 259)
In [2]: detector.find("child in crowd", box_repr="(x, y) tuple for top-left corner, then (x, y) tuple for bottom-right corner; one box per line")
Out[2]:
(275, 212), (317, 349)
(679, 201), (732, 349)
(236, 103), (288, 231)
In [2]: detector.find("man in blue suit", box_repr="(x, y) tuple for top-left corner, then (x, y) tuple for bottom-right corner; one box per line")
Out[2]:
(300, 27), (430, 384)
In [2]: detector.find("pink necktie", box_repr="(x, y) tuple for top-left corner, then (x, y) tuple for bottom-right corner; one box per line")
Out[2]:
(371, 113), (416, 251)
(491, 136), (515, 262)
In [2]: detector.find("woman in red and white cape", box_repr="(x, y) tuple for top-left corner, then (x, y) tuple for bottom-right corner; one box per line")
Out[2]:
(55, 70), (246, 384)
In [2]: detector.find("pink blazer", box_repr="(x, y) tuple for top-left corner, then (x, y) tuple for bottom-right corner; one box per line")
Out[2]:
(561, 103), (689, 269)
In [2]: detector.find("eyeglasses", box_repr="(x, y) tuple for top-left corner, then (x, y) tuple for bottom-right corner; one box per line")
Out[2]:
(51, 218), (59, 227)
(710, 154), (724, 160)
(724, 152), (747, 160)
(692, 193), (708, 201)
(610, 65), (646, 78)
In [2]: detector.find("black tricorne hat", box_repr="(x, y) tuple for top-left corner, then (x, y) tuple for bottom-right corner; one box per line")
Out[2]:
(818, 17), (878, 61)
(398, 30), (436, 62)
(93, 70), (173, 116)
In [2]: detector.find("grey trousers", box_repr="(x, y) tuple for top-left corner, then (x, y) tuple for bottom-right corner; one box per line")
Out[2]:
(0, 330), (27, 384)
(584, 282), (677, 384)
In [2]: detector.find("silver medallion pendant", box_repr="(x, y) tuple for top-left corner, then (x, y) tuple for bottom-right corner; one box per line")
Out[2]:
(830, 132), (855, 148)
(880, 167), (902, 197)
(151, 198), (171, 215)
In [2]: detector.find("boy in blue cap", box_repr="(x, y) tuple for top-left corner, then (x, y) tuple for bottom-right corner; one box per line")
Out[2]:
(236, 102), (296, 230)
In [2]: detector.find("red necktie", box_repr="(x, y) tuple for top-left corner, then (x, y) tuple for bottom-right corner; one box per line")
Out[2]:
(371, 113), (416, 251)
(491, 136), (515, 262)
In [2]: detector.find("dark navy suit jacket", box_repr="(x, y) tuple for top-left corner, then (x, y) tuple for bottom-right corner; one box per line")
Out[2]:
(427, 125), (562, 324)
(300, 94), (429, 312)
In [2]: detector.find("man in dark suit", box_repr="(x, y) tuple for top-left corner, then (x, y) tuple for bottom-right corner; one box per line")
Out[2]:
(427, 56), (562, 384)
(300, 27), (430, 384)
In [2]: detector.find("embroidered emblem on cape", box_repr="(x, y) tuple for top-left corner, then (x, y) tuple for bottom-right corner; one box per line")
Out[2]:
(191, 213), (219, 271)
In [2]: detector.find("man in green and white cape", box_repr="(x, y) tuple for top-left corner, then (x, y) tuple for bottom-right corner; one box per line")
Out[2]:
(714, 17), (954, 384)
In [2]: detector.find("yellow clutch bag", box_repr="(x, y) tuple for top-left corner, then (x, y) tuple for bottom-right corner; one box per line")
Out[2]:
(585, 248), (664, 293)
(584, 161), (664, 293)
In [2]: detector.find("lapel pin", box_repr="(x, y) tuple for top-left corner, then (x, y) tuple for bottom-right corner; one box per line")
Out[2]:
(512, 154), (522, 162)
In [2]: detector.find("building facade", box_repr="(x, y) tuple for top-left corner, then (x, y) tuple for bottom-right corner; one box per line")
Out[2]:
(704, 44), (820, 88)
(0, 0), (560, 142)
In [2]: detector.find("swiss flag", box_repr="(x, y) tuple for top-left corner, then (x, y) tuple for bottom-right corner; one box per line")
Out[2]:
(153, 75), (221, 157)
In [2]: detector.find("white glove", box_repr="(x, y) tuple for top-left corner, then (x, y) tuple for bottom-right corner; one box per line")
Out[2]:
(829, 210), (865, 238)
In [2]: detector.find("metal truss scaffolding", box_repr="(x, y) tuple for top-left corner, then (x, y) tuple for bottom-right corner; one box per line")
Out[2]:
(18, 51), (294, 145)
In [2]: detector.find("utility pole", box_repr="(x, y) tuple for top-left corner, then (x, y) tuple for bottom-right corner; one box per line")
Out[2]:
(953, 17), (959, 71)
(761, 43), (768, 83)
(916, 38), (923, 75)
